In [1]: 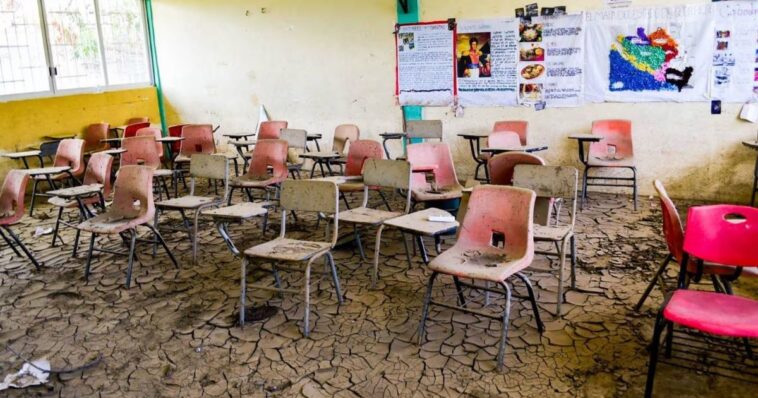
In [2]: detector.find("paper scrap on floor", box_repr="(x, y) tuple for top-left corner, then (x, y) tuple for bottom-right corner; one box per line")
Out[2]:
(0, 359), (50, 390)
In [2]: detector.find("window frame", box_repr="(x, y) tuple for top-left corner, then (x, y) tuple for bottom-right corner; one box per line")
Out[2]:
(0, 0), (154, 102)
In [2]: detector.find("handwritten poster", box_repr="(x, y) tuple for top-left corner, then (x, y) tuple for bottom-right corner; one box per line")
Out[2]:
(396, 22), (456, 106)
(456, 19), (519, 107)
(535, 13), (585, 107)
(585, 4), (713, 102)
(710, 1), (758, 102)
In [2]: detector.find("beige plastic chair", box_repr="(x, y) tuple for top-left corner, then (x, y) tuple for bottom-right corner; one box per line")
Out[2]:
(513, 164), (578, 316)
(338, 159), (412, 286)
(280, 128), (308, 179)
(240, 179), (343, 337)
(154, 154), (230, 262)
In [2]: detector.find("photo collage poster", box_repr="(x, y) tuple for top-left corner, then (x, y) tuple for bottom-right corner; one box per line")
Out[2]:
(710, 1), (758, 102)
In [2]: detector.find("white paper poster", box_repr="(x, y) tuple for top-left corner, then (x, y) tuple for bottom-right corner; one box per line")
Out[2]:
(396, 22), (456, 106)
(535, 13), (586, 107)
(516, 19), (546, 105)
(710, 1), (758, 102)
(585, 4), (713, 102)
(456, 19), (519, 107)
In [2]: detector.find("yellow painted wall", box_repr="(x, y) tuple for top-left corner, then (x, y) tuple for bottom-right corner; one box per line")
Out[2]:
(151, 0), (757, 202)
(0, 87), (160, 174)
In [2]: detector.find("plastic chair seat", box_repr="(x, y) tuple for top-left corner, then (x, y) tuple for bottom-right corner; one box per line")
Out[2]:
(202, 202), (271, 221)
(153, 169), (174, 178)
(244, 238), (331, 261)
(429, 245), (533, 283)
(534, 225), (573, 242)
(156, 195), (220, 210)
(338, 182), (365, 192)
(78, 213), (150, 234)
(231, 175), (282, 189)
(686, 259), (758, 278)
(663, 289), (758, 338)
(587, 155), (635, 167)
(174, 155), (191, 163)
(340, 207), (401, 226)
(48, 195), (100, 208)
(412, 187), (463, 202)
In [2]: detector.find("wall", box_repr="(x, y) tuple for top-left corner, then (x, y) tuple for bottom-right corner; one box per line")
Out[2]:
(0, 87), (160, 174)
(152, 0), (757, 202)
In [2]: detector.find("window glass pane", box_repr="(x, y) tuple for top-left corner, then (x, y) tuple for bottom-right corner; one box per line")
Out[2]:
(44, 0), (104, 90)
(99, 0), (150, 85)
(0, 0), (50, 96)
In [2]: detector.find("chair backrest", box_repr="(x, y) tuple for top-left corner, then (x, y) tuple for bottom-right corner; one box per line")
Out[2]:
(589, 119), (633, 161)
(258, 121), (288, 140)
(344, 140), (383, 176)
(189, 154), (229, 199)
(362, 158), (412, 213)
(136, 127), (164, 159)
(121, 136), (161, 169)
(179, 124), (215, 157)
(54, 138), (85, 176)
(280, 128), (307, 150)
(406, 120), (443, 140)
(123, 122), (151, 138)
(457, 185), (535, 261)
(83, 152), (114, 198)
(110, 165), (155, 221)
(39, 140), (60, 159)
(247, 139), (289, 181)
(682, 205), (758, 267)
(488, 131), (522, 149)
(653, 180), (685, 263)
(407, 142), (459, 191)
(513, 165), (578, 228)
(333, 124), (360, 154)
(83, 123), (109, 153)
(493, 121), (528, 145)
(127, 117), (149, 124)
(488, 152), (545, 186)
(168, 124), (188, 153)
(279, 179), (339, 245)
(0, 170), (30, 224)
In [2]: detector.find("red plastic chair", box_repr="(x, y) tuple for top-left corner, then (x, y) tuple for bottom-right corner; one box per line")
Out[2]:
(0, 170), (40, 269)
(258, 121), (288, 140)
(29, 138), (86, 217)
(583, 120), (637, 210)
(136, 127), (164, 159)
(77, 165), (177, 288)
(488, 131), (522, 149)
(418, 185), (542, 371)
(229, 139), (289, 203)
(493, 120), (528, 145)
(122, 136), (173, 199)
(488, 152), (545, 186)
(83, 123), (110, 154)
(123, 122), (151, 139)
(127, 117), (149, 124)
(407, 142), (463, 206)
(339, 139), (387, 208)
(168, 124), (188, 155)
(644, 204), (758, 397)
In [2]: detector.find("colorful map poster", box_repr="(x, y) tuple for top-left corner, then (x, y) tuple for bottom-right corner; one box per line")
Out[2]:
(585, 4), (713, 102)
(456, 19), (519, 107)
(534, 13), (585, 108)
(710, 1), (758, 102)
(395, 22), (456, 106)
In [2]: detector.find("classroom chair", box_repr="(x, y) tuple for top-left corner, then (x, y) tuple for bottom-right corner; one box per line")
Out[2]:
(83, 123), (110, 154)
(29, 138), (85, 217)
(121, 136), (174, 200)
(407, 142), (463, 208)
(0, 171), (41, 270)
(229, 139), (289, 204)
(582, 119), (637, 210)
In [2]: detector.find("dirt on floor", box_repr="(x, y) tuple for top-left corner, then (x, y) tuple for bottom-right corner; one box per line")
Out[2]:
(0, 188), (755, 397)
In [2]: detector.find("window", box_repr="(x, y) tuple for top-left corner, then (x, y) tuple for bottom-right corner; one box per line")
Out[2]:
(0, 0), (151, 99)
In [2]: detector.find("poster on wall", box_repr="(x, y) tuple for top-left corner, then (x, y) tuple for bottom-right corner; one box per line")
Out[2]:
(395, 21), (456, 106)
(517, 19), (546, 105)
(710, 1), (758, 102)
(533, 13), (585, 107)
(456, 19), (519, 107)
(585, 4), (713, 102)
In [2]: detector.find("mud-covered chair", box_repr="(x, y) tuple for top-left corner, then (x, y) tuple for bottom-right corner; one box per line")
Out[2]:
(303, 124), (359, 176)
(513, 164), (578, 316)
(78, 166), (177, 288)
(337, 140), (387, 209)
(136, 126), (165, 163)
(29, 138), (85, 217)
(280, 128), (308, 179)
(258, 121), (288, 140)
(0, 170), (41, 269)
(83, 123), (110, 154)
(582, 119), (637, 210)
(121, 136), (174, 200)
(155, 154), (230, 262)
(417, 185), (543, 371)
(229, 139), (288, 204)
(239, 179), (343, 337)
(644, 205), (758, 398)
(407, 142), (463, 208)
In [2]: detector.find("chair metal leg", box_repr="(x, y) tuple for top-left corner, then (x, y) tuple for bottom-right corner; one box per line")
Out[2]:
(416, 235), (429, 264)
(240, 256), (248, 327)
(145, 223), (179, 269)
(378, 190), (391, 211)
(0, 228), (21, 257)
(417, 271), (439, 345)
(400, 231), (413, 268)
(631, 167), (638, 211)
(452, 276), (466, 307)
(635, 254), (672, 311)
(303, 261), (313, 337)
(496, 281), (513, 372)
(72, 228), (81, 257)
(84, 232), (96, 280)
(514, 272), (544, 333)
(372, 225), (385, 288)
(326, 252), (343, 304)
(29, 179), (39, 217)
(4, 226), (41, 270)
(664, 321), (674, 358)
(192, 210), (200, 263)
(124, 229), (138, 288)
(556, 238), (568, 316)
(227, 187), (235, 205)
(354, 226), (365, 261)
(644, 313), (666, 398)
(51, 207), (63, 247)
(581, 167), (589, 211)
(570, 235), (577, 289)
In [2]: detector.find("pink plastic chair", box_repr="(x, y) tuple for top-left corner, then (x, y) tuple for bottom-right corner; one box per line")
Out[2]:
(0, 170), (39, 269)
(488, 131), (522, 149)
(338, 139), (387, 209)
(583, 119), (637, 210)
(122, 136), (173, 199)
(258, 121), (288, 140)
(334, 124), (360, 155)
(419, 185), (542, 371)
(229, 139), (289, 204)
(123, 122), (151, 139)
(77, 165), (177, 288)
(83, 123), (110, 154)
(168, 124), (188, 155)
(644, 205), (758, 397)
(407, 142), (463, 206)
(127, 117), (149, 124)
(488, 152), (545, 186)
(136, 127), (164, 159)
(493, 121), (528, 145)
(29, 138), (85, 217)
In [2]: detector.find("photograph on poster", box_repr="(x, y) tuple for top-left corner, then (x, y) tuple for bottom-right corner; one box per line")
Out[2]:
(456, 33), (492, 78)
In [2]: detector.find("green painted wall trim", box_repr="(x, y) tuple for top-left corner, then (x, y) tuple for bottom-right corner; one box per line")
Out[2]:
(397, 0), (422, 147)
(145, 0), (168, 136)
